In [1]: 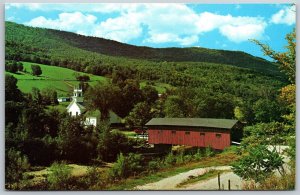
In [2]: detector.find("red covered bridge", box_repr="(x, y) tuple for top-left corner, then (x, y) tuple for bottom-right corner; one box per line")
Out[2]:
(146, 118), (240, 150)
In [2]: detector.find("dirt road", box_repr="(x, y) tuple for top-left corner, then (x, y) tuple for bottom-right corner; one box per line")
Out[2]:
(179, 171), (243, 190)
(135, 166), (238, 190)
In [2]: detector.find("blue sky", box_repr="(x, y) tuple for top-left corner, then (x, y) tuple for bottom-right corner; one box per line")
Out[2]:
(5, 3), (296, 60)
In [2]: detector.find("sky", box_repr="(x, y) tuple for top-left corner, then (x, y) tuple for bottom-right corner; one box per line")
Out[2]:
(5, 3), (296, 60)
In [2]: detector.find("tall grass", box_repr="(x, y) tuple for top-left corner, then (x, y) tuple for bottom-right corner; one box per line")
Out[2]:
(242, 170), (295, 190)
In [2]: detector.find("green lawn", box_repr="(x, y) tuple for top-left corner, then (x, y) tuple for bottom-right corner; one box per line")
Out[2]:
(6, 62), (107, 96)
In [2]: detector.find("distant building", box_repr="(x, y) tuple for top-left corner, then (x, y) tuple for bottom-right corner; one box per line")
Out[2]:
(66, 86), (96, 127)
(146, 118), (241, 150)
(57, 97), (71, 102)
(85, 116), (97, 127)
(67, 86), (86, 117)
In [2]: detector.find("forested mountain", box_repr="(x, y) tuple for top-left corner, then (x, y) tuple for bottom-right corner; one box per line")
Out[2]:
(6, 21), (281, 77)
(5, 21), (288, 123)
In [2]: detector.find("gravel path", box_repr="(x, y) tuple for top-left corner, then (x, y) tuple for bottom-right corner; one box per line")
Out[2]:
(135, 166), (232, 190)
(179, 171), (243, 190)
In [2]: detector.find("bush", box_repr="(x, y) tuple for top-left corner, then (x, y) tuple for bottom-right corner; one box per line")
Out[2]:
(164, 152), (176, 167)
(47, 162), (72, 190)
(76, 166), (107, 190)
(175, 151), (185, 165)
(183, 154), (193, 163)
(242, 171), (295, 190)
(31, 64), (42, 76)
(109, 153), (126, 180)
(232, 145), (284, 183)
(5, 61), (18, 73)
(109, 153), (143, 180)
(193, 149), (203, 160)
(5, 149), (30, 188)
(148, 160), (162, 172)
(205, 146), (215, 157)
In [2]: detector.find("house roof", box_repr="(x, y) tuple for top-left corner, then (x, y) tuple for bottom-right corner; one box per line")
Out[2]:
(66, 100), (86, 111)
(145, 118), (238, 129)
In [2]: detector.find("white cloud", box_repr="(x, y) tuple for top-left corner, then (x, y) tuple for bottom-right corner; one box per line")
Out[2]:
(8, 3), (42, 11)
(25, 12), (97, 35)
(93, 12), (143, 42)
(142, 6), (267, 45)
(7, 3), (142, 13)
(220, 23), (266, 43)
(145, 33), (198, 46)
(270, 6), (296, 25)
(22, 4), (268, 45)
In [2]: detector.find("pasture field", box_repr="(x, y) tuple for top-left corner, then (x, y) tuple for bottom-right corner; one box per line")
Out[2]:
(6, 62), (107, 96)
(6, 62), (170, 96)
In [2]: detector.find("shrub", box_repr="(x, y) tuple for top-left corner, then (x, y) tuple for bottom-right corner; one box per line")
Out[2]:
(183, 154), (193, 163)
(148, 160), (162, 172)
(31, 64), (42, 76)
(47, 162), (72, 190)
(76, 166), (107, 190)
(205, 146), (215, 157)
(109, 153), (125, 180)
(193, 149), (203, 160)
(242, 170), (295, 190)
(109, 153), (143, 180)
(164, 152), (176, 167)
(175, 151), (185, 165)
(232, 145), (284, 183)
(5, 149), (30, 188)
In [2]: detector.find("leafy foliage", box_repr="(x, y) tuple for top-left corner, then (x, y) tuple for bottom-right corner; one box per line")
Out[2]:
(85, 83), (120, 120)
(109, 153), (143, 180)
(252, 28), (295, 83)
(47, 162), (72, 190)
(31, 64), (42, 76)
(5, 149), (30, 186)
(232, 145), (284, 182)
(57, 116), (98, 163)
(5, 74), (23, 102)
(125, 102), (157, 128)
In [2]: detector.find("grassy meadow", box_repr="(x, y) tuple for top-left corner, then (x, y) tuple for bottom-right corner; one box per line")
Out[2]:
(6, 62), (171, 96)
(6, 62), (108, 96)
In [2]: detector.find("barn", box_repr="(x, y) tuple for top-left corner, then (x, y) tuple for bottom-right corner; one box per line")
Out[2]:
(146, 118), (240, 150)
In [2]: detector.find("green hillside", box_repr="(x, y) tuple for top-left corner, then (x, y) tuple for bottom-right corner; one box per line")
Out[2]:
(5, 21), (282, 77)
(5, 21), (287, 112)
(6, 62), (171, 95)
(6, 62), (107, 96)
(51, 29), (278, 74)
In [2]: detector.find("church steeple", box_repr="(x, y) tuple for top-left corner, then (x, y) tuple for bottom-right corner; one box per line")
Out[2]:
(72, 86), (84, 103)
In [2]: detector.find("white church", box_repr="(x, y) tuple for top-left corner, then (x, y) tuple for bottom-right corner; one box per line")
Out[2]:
(66, 86), (97, 127)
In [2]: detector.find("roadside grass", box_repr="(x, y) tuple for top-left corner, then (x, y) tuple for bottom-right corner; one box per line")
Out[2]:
(176, 170), (227, 188)
(105, 150), (239, 190)
(242, 169), (295, 190)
